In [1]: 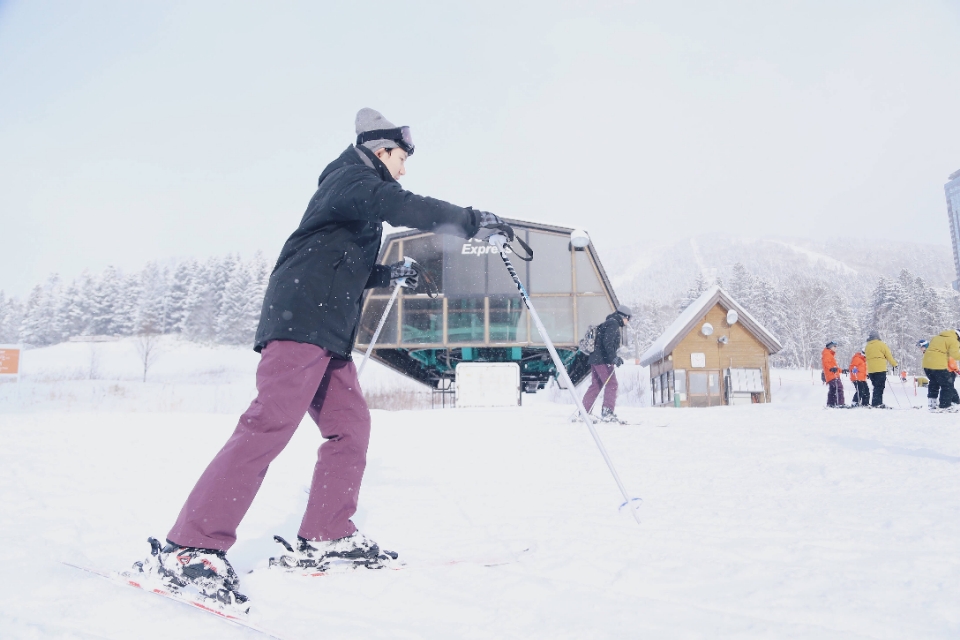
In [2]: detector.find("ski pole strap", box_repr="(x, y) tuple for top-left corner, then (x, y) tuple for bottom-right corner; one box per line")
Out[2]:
(418, 263), (441, 299)
(505, 235), (534, 262)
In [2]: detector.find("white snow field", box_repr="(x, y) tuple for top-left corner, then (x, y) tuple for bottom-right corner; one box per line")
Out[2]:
(1, 340), (958, 639)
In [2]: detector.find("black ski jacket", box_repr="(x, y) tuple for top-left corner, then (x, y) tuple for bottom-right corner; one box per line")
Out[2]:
(254, 145), (480, 357)
(588, 313), (624, 366)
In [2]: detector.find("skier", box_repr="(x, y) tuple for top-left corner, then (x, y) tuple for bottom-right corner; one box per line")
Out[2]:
(134, 108), (515, 607)
(821, 341), (845, 407)
(848, 349), (869, 407)
(580, 305), (633, 422)
(865, 330), (897, 408)
(920, 329), (960, 412)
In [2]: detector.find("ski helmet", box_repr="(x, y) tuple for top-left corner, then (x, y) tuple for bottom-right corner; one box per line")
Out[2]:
(825, 340), (838, 349)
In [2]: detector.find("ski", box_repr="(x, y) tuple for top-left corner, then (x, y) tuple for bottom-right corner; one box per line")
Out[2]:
(62, 562), (284, 639)
(259, 537), (531, 578)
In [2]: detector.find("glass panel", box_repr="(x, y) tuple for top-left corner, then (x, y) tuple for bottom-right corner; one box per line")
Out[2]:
(527, 231), (573, 294)
(401, 297), (444, 344)
(529, 297), (574, 344)
(370, 241), (400, 294)
(489, 297), (527, 343)
(667, 371), (674, 402)
(401, 235), (444, 293)
(653, 375), (661, 405)
(575, 251), (603, 294)
(442, 235), (487, 297)
(674, 370), (686, 394)
(708, 372), (720, 394)
(356, 297), (398, 346)
(447, 297), (485, 343)
(487, 253), (520, 297)
(689, 372), (708, 395)
(577, 295), (613, 340)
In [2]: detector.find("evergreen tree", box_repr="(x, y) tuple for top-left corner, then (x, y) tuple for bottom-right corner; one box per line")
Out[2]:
(138, 262), (167, 334)
(216, 260), (253, 344)
(113, 274), (141, 336)
(166, 260), (196, 334)
(678, 272), (708, 313)
(0, 292), (25, 343)
(181, 260), (217, 341)
(89, 267), (122, 335)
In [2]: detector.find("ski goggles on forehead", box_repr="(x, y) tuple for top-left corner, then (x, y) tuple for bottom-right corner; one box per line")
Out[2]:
(356, 126), (415, 155)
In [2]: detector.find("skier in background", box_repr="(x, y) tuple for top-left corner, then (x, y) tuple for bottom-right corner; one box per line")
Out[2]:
(848, 349), (869, 407)
(822, 341), (845, 407)
(921, 329), (960, 412)
(581, 305), (633, 422)
(865, 330), (897, 408)
(133, 108), (515, 607)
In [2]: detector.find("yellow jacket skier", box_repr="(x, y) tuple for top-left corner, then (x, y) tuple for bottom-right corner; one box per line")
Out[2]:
(864, 331), (897, 407)
(921, 329), (960, 411)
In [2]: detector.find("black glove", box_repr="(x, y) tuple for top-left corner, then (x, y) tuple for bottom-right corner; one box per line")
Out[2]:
(841, 369), (849, 374)
(830, 367), (838, 373)
(389, 261), (419, 289)
(477, 210), (515, 242)
(615, 357), (624, 367)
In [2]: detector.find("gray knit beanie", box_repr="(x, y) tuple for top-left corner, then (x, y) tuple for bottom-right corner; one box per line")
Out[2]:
(867, 330), (880, 341)
(355, 108), (399, 154)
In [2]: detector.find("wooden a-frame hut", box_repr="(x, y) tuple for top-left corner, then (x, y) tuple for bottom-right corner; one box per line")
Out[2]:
(640, 285), (783, 407)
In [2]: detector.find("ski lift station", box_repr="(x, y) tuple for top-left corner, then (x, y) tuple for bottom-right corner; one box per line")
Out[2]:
(356, 220), (620, 401)
(640, 286), (783, 408)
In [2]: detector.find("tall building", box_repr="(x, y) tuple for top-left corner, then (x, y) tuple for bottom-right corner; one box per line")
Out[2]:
(947, 169), (960, 291)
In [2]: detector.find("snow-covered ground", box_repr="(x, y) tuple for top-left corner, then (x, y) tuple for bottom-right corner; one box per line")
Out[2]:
(1, 341), (958, 638)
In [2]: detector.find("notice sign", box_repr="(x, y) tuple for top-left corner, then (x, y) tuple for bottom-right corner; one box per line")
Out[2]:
(0, 345), (21, 378)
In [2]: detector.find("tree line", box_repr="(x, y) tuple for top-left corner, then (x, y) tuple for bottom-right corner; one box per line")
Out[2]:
(624, 264), (960, 373)
(4, 255), (958, 375)
(0, 254), (271, 347)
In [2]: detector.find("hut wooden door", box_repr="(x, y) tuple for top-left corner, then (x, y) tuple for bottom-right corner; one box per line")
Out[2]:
(687, 370), (722, 407)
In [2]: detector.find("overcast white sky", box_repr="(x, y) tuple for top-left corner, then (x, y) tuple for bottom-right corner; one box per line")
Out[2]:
(1, 0), (959, 298)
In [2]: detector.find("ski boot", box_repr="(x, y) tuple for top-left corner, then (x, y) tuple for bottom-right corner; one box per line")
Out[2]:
(269, 531), (399, 572)
(600, 407), (625, 424)
(928, 398), (939, 412)
(131, 537), (249, 612)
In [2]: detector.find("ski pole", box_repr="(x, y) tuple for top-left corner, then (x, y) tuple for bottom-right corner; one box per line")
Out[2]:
(357, 257), (414, 378)
(886, 371), (903, 408)
(488, 233), (641, 524)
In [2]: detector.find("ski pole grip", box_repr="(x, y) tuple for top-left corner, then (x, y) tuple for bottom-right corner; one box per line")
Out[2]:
(488, 234), (508, 250)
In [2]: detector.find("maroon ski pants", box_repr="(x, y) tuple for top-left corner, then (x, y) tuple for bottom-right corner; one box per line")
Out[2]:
(167, 340), (370, 551)
(582, 364), (618, 412)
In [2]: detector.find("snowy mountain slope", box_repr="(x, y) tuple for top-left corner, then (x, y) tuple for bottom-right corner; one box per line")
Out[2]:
(603, 235), (956, 304)
(1, 367), (957, 639)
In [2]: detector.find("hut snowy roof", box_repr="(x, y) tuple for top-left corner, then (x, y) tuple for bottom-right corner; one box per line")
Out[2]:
(639, 285), (783, 367)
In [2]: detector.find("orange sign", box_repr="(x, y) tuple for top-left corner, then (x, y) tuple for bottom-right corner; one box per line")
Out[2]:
(0, 346), (20, 375)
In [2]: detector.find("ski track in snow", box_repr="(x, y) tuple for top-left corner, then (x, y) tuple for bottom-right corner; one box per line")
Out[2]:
(0, 361), (958, 638)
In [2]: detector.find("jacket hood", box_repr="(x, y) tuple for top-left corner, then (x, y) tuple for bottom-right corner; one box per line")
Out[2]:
(606, 312), (625, 327)
(317, 145), (394, 187)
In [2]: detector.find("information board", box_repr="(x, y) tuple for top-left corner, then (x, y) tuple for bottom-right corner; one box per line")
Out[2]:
(0, 344), (21, 380)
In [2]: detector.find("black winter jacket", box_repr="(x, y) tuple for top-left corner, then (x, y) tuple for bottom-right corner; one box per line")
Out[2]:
(254, 145), (480, 357)
(588, 313), (624, 366)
